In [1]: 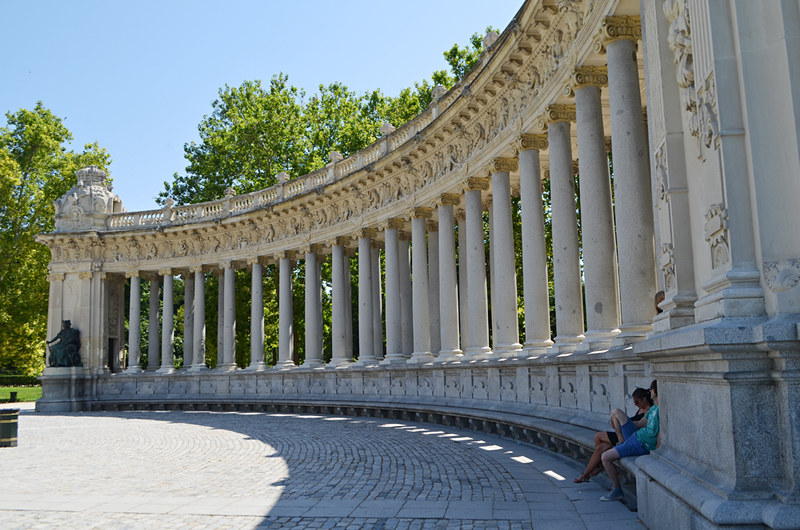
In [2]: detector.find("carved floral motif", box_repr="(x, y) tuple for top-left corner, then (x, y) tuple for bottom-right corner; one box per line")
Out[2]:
(763, 259), (800, 293)
(704, 204), (729, 269)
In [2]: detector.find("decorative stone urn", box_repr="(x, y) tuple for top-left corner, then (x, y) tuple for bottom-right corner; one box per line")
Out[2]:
(53, 166), (124, 232)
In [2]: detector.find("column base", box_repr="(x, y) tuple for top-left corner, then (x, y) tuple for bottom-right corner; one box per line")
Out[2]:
(434, 350), (464, 363)
(380, 354), (409, 365)
(611, 323), (652, 346)
(577, 329), (620, 353)
(187, 364), (209, 372)
(329, 358), (354, 368)
(355, 356), (379, 366)
(123, 366), (142, 374)
(244, 362), (268, 371)
(463, 347), (492, 361)
(408, 351), (435, 364)
(522, 340), (553, 357)
(156, 366), (175, 374)
(216, 363), (238, 372)
(492, 343), (523, 358)
(300, 359), (325, 369)
(552, 334), (585, 354)
(274, 360), (296, 370)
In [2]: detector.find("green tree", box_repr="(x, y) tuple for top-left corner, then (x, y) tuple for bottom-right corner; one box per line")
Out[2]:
(0, 102), (111, 375)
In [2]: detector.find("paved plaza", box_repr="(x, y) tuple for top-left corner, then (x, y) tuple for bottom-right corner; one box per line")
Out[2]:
(0, 403), (643, 529)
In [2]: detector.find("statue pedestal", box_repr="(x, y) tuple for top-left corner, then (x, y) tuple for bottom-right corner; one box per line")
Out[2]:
(37, 367), (89, 413)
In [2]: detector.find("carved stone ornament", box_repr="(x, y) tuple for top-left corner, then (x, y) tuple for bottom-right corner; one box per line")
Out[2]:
(599, 16), (642, 45)
(538, 105), (576, 129)
(704, 203), (730, 269)
(54, 166), (124, 232)
(660, 243), (676, 293)
(763, 259), (800, 293)
(516, 134), (548, 152)
(654, 142), (669, 206)
(571, 66), (608, 89)
(486, 157), (519, 175)
(697, 73), (720, 152)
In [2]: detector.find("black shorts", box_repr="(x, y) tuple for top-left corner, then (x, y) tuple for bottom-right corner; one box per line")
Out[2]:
(607, 431), (619, 445)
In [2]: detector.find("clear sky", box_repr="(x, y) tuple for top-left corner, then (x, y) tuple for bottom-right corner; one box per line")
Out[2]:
(3, 0), (523, 212)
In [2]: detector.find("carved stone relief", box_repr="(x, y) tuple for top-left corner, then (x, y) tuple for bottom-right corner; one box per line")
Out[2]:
(763, 259), (800, 293)
(704, 203), (729, 269)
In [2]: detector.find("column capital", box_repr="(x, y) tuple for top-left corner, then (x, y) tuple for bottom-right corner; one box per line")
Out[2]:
(427, 220), (439, 232)
(596, 16), (641, 50)
(78, 271), (93, 280)
(567, 66), (608, 93)
(273, 251), (288, 261)
(461, 176), (490, 192)
(327, 236), (348, 248)
(355, 227), (378, 240)
(516, 134), (548, 152)
(433, 193), (461, 207)
(246, 257), (261, 266)
(47, 272), (66, 282)
(124, 270), (140, 279)
(378, 218), (406, 231)
(158, 268), (173, 277)
(189, 265), (204, 273)
(300, 243), (324, 255)
(405, 207), (433, 221)
(218, 260), (233, 270)
(485, 157), (518, 175)
(538, 105), (576, 128)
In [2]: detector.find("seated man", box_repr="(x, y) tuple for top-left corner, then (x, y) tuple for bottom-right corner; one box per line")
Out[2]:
(599, 380), (659, 501)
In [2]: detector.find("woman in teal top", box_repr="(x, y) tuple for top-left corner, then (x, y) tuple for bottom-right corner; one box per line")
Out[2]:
(599, 380), (660, 502)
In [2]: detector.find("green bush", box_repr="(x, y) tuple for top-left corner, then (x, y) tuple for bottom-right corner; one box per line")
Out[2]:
(0, 375), (40, 386)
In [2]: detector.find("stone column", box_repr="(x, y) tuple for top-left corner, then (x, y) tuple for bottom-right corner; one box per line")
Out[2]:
(382, 221), (406, 364)
(517, 135), (553, 355)
(183, 272), (194, 368)
(604, 26), (657, 343)
(428, 223), (441, 358)
(546, 106), (585, 352)
(463, 180), (492, 359)
(248, 258), (267, 370)
(356, 232), (376, 365)
(304, 249), (324, 368)
(125, 273), (141, 372)
(457, 216), (469, 350)
(488, 205), (498, 349)
(489, 158), (523, 356)
(437, 195), (463, 361)
(218, 262), (237, 371)
(408, 210), (434, 363)
(216, 271), (224, 363)
(147, 276), (160, 371)
(276, 254), (295, 369)
(371, 244), (383, 359)
(399, 237), (413, 356)
(158, 270), (175, 373)
(330, 240), (352, 367)
(344, 257), (353, 357)
(573, 68), (621, 349)
(190, 266), (207, 371)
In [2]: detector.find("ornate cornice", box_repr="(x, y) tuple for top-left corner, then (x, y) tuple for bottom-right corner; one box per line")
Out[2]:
(516, 134), (548, 152)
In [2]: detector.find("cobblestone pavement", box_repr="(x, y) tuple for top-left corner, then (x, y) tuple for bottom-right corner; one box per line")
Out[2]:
(0, 403), (643, 529)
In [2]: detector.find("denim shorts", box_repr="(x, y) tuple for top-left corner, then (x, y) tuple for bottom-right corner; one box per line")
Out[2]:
(616, 429), (649, 458)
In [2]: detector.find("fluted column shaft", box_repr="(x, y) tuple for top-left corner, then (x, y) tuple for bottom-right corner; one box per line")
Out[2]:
(518, 144), (553, 354)
(607, 37), (657, 341)
(382, 227), (405, 364)
(464, 188), (491, 358)
(357, 236), (375, 364)
(438, 203), (462, 360)
(491, 165), (522, 355)
(126, 275), (141, 372)
(191, 269), (206, 371)
(575, 85), (621, 347)
(399, 238), (413, 356)
(409, 216), (434, 363)
(159, 272), (174, 372)
(249, 261), (266, 370)
(183, 273), (194, 368)
(331, 244), (352, 366)
(147, 277), (160, 371)
(220, 263), (236, 370)
(548, 120), (585, 351)
(277, 257), (295, 368)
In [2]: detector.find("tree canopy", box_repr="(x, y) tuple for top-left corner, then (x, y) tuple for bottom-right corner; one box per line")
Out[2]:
(0, 102), (110, 375)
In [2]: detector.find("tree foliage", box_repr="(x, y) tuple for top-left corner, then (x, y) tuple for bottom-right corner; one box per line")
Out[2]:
(0, 102), (110, 375)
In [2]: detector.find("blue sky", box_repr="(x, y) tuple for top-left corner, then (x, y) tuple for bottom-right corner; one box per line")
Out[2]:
(3, 1), (523, 212)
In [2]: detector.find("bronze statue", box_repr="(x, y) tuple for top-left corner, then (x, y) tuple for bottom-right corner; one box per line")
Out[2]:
(47, 320), (82, 367)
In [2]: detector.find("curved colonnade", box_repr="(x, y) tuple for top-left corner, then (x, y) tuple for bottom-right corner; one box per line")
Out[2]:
(37, 1), (800, 528)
